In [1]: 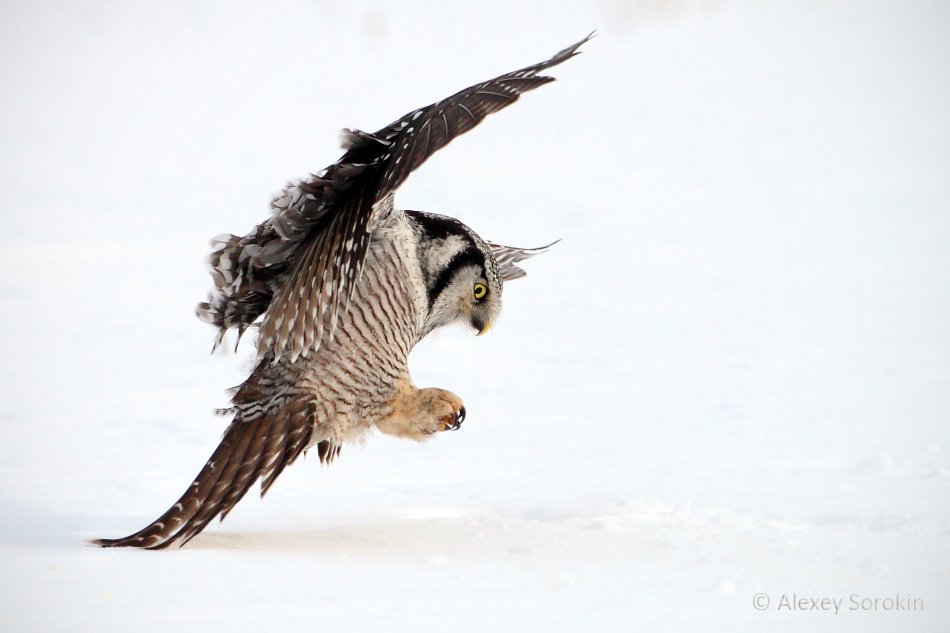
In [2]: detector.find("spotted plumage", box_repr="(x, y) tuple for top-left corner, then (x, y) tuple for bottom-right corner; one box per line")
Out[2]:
(93, 35), (588, 549)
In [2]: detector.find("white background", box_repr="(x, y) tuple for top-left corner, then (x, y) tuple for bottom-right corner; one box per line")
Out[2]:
(1, 0), (947, 630)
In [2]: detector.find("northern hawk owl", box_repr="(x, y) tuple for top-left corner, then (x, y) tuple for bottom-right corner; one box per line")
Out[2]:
(94, 35), (589, 549)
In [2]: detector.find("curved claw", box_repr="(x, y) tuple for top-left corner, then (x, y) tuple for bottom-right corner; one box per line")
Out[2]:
(441, 406), (466, 432)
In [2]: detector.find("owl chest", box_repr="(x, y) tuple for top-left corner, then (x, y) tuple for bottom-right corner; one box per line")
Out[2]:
(298, 220), (427, 436)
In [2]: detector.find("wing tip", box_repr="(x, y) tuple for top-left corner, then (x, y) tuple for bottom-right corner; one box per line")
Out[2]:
(531, 238), (562, 253)
(505, 33), (594, 87)
(546, 32), (596, 69)
(88, 534), (166, 550)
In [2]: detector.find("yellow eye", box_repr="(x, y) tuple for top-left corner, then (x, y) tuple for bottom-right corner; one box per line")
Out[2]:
(473, 283), (487, 300)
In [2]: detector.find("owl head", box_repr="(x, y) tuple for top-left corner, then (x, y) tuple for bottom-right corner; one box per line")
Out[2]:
(407, 211), (504, 338)
(407, 211), (556, 340)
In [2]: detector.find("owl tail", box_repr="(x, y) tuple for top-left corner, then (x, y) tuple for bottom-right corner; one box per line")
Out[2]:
(91, 400), (332, 549)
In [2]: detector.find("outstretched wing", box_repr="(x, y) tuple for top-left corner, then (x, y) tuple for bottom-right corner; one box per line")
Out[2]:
(489, 240), (560, 281)
(92, 395), (341, 550)
(200, 34), (592, 363)
(366, 33), (593, 202)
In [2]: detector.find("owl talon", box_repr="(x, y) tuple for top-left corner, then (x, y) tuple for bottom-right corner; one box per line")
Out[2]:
(440, 406), (466, 432)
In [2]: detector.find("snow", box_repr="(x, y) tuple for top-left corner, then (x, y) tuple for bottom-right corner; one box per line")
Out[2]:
(1, 0), (948, 631)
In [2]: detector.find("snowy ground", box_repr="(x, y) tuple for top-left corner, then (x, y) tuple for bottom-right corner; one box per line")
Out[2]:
(1, 1), (948, 631)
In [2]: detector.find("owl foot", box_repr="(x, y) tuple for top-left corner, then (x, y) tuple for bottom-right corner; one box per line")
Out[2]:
(437, 406), (466, 432)
(379, 382), (466, 440)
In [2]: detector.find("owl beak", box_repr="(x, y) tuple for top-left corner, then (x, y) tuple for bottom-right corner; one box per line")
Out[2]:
(475, 318), (492, 336)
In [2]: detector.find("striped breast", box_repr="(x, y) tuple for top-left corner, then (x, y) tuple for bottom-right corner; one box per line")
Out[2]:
(266, 209), (428, 445)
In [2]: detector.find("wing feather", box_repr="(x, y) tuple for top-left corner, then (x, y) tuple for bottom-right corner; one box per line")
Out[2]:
(200, 35), (591, 360)
(173, 412), (274, 547)
(262, 401), (315, 495)
(92, 397), (317, 550)
(488, 240), (560, 281)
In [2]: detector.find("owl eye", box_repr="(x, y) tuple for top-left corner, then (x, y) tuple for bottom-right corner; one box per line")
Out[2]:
(473, 283), (487, 300)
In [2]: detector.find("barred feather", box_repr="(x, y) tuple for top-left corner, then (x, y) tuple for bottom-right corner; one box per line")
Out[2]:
(488, 240), (560, 281)
(91, 398), (320, 550)
(202, 34), (591, 360)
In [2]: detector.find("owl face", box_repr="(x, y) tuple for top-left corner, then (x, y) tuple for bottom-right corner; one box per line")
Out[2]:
(430, 261), (501, 336)
(406, 211), (504, 338)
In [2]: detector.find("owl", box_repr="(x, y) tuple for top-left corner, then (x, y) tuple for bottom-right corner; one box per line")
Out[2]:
(93, 35), (589, 549)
